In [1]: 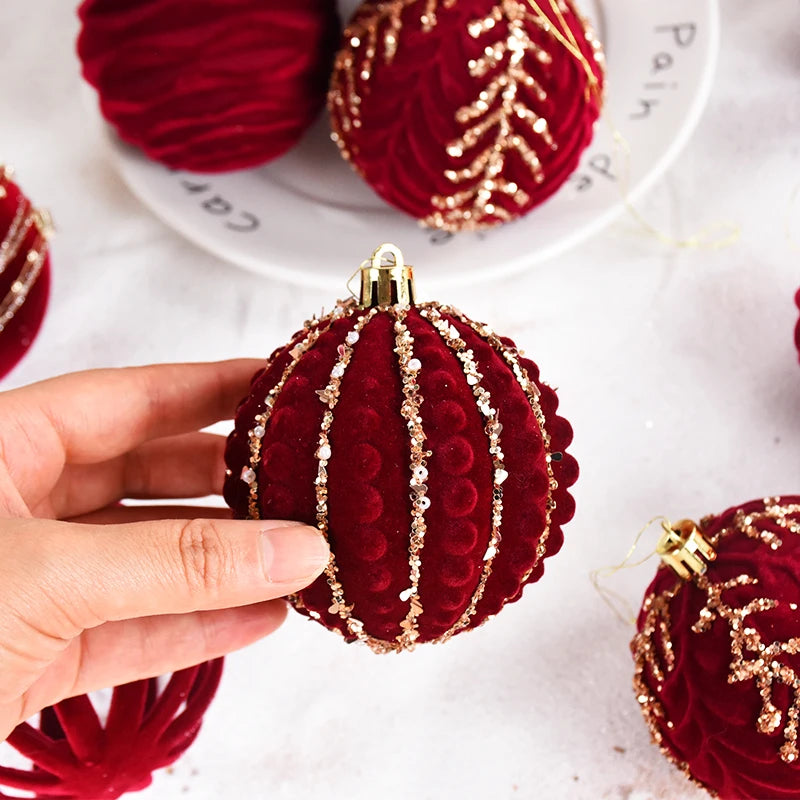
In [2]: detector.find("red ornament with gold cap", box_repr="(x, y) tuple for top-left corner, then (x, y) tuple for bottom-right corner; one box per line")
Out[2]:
(632, 498), (800, 799)
(0, 166), (52, 380)
(329, 0), (605, 232)
(223, 243), (577, 652)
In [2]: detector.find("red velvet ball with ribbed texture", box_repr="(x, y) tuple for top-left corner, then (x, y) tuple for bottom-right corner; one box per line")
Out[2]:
(0, 660), (222, 800)
(632, 497), (800, 799)
(329, 0), (605, 232)
(224, 298), (577, 652)
(77, 0), (339, 173)
(0, 169), (51, 380)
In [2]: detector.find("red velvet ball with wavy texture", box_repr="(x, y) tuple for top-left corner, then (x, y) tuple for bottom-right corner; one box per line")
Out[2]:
(632, 497), (800, 799)
(329, 0), (605, 232)
(224, 244), (577, 653)
(0, 167), (51, 381)
(77, 0), (339, 173)
(0, 660), (223, 800)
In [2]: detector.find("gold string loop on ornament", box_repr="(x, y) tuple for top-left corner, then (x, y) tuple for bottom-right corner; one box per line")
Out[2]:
(589, 515), (667, 626)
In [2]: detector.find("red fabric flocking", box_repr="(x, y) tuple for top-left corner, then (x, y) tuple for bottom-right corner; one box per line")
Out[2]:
(0, 660), (223, 800)
(77, 0), (340, 172)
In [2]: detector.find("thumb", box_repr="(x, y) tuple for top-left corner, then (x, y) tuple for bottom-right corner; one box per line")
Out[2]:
(1, 517), (329, 633)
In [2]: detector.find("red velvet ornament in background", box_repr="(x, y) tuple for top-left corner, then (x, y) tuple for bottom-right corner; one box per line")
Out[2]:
(329, 0), (605, 232)
(0, 660), (222, 800)
(224, 243), (577, 652)
(77, 0), (339, 173)
(632, 498), (800, 799)
(0, 166), (51, 380)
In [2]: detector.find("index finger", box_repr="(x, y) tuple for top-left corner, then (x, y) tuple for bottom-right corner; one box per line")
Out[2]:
(0, 359), (261, 501)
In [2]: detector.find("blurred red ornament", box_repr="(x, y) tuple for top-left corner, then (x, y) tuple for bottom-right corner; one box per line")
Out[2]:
(329, 0), (604, 232)
(0, 166), (51, 380)
(794, 289), (799, 361)
(632, 498), (800, 799)
(224, 243), (577, 652)
(78, 0), (339, 172)
(0, 660), (222, 800)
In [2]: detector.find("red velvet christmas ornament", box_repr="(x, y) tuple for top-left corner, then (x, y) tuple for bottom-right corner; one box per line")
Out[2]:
(0, 166), (51, 380)
(224, 243), (577, 652)
(794, 289), (799, 362)
(0, 660), (223, 800)
(329, 0), (605, 232)
(77, 0), (339, 172)
(632, 498), (800, 799)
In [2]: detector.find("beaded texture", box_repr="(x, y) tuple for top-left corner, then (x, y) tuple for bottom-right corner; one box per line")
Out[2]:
(329, 0), (604, 231)
(632, 498), (800, 799)
(78, 0), (339, 172)
(0, 660), (223, 800)
(0, 168), (51, 380)
(224, 298), (577, 652)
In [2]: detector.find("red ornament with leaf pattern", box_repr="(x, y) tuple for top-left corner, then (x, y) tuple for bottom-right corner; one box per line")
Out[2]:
(329, 0), (604, 232)
(632, 498), (800, 799)
(223, 244), (577, 652)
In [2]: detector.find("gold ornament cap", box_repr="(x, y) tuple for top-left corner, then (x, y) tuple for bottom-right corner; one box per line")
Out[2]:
(358, 243), (416, 309)
(657, 519), (717, 580)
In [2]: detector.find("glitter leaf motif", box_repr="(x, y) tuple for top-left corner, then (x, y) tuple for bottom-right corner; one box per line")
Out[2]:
(632, 499), (800, 772)
(424, 1), (556, 231)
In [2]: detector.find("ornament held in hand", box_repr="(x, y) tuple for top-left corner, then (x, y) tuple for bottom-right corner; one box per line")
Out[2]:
(224, 243), (578, 652)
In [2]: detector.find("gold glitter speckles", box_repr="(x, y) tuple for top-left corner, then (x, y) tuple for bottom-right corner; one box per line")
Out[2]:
(441, 305), (557, 585)
(425, 0), (556, 232)
(0, 175), (53, 334)
(243, 321), (325, 520)
(420, 305), (506, 643)
(390, 305), (432, 649)
(312, 308), (399, 654)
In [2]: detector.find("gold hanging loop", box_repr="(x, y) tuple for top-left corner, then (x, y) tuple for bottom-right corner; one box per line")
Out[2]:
(358, 243), (416, 308)
(656, 519), (717, 580)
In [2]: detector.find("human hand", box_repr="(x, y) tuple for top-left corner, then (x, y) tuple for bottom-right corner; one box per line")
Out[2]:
(0, 360), (329, 742)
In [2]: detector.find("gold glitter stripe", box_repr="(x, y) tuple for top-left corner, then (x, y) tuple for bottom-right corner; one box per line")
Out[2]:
(0, 196), (33, 276)
(420, 304), (506, 644)
(389, 305), (431, 650)
(441, 306), (557, 583)
(312, 308), (399, 654)
(0, 210), (51, 334)
(239, 303), (356, 519)
(424, 1), (556, 231)
(632, 498), (800, 770)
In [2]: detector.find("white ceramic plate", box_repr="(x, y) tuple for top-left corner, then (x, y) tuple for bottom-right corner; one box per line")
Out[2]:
(98, 0), (720, 290)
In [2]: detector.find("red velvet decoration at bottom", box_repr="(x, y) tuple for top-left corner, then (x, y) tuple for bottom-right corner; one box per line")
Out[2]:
(0, 660), (222, 800)
(632, 498), (800, 799)
(0, 175), (50, 380)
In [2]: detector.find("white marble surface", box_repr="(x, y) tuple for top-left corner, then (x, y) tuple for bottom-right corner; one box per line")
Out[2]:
(1, 2), (799, 799)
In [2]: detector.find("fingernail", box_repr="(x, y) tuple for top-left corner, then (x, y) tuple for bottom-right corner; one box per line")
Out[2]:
(260, 522), (329, 584)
